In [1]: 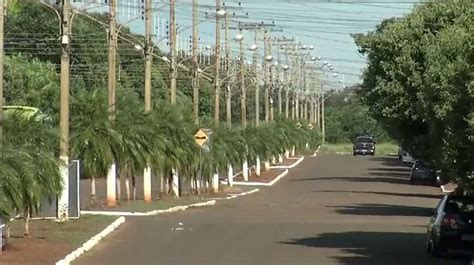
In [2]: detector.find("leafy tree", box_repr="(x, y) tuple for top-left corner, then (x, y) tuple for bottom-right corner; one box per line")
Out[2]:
(354, 0), (473, 189)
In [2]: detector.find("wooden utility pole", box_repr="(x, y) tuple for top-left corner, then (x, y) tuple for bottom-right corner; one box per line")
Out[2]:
(57, 0), (71, 220)
(0, 0), (4, 153)
(284, 44), (290, 119)
(276, 39), (283, 116)
(143, 0), (153, 203)
(321, 84), (325, 143)
(192, 0), (199, 123)
(213, 0), (222, 125)
(268, 36), (274, 122)
(106, 0), (118, 207)
(144, 0), (153, 112)
(238, 29), (247, 129)
(253, 27), (260, 127)
(169, 0), (177, 105)
(263, 30), (269, 123)
(224, 12), (231, 127)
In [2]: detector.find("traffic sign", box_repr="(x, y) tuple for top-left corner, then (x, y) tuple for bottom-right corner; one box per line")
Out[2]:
(194, 129), (209, 147)
(296, 122), (302, 128)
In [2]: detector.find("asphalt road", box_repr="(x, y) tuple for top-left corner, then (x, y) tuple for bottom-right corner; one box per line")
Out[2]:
(73, 154), (471, 265)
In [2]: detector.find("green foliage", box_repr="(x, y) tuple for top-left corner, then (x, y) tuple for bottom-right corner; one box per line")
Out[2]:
(354, 0), (474, 188)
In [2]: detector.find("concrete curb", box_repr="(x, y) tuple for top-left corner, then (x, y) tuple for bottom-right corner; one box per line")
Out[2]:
(81, 199), (217, 217)
(55, 216), (125, 265)
(231, 169), (289, 187)
(270, 156), (305, 169)
(209, 188), (261, 200)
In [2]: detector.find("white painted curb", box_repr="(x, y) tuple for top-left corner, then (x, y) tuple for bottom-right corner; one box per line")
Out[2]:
(55, 216), (125, 265)
(232, 169), (289, 187)
(81, 199), (217, 217)
(440, 185), (454, 193)
(310, 145), (321, 157)
(211, 188), (260, 200)
(270, 156), (305, 169)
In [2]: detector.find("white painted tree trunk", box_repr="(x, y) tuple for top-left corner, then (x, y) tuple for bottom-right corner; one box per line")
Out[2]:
(90, 176), (96, 200)
(227, 164), (234, 187)
(212, 171), (219, 193)
(171, 168), (180, 198)
(116, 177), (121, 201)
(271, 156), (277, 165)
(143, 166), (152, 202)
(278, 154), (283, 163)
(57, 159), (69, 220)
(255, 156), (261, 177)
(160, 174), (165, 193)
(285, 150), (290, 159)
(106, 163), (117, 206)
(264, 160), (271, 171)
(125, 177), (130, 202)
(291, 145), (296, 157)
(243, 160), (249, 181)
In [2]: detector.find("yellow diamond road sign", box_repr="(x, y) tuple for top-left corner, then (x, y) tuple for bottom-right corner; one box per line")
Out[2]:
(194, 129), (209, 147)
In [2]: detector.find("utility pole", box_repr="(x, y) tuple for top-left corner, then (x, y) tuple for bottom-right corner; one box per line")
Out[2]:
(57, 0), (71, 220)
(224, 12), (231, 127)
(263, 30), (269, 123)
(106, 0), (118, 207)
(276, 39), (282, 116)
(213, 0), (222, 125)
(192, 0), (199, 123)
(253, 27), (260, 127)
(170, 0), (177, 105)
(0, 0), (4, 154)
(143, 0), (153, 203)
(268, 37), (274, 122)
(284, 44), (290, 119)
(238, 29), (246, 129)
(321, 84), (325, 143)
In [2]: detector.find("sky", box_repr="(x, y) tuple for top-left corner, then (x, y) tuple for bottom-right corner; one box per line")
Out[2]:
(72, 0), (420, 88)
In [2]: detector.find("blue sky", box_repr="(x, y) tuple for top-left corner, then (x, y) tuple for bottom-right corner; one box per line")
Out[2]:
(73, 0), (418, 88)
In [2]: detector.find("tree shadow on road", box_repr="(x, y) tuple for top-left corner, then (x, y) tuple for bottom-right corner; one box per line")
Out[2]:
(369, 171), (410, 178)
(293, 176), (410, 185)
(314, 190), (443, 199)
(327, 203), (433, 217)
(280, 231), (468, 265)
(369, 156), (406, 167)
(370, 166), (411, 173)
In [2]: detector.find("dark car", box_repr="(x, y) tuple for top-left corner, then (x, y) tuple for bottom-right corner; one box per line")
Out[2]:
(353, 136), (375, 156)
(410, 160), (439, 186)
(426, 195), (474, 257)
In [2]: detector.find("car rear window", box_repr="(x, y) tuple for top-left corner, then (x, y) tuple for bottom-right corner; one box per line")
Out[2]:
(445, 197), (474, 214)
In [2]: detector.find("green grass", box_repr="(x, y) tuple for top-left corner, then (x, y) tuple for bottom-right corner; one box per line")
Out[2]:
(320, 142), (398, 156)
(9, 215), (117, 247)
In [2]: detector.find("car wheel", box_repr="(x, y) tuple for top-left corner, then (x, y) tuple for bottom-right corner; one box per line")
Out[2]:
(353, 152), (357, 156)
(425, 238), (432, 254)
(430, 238), (444, 258)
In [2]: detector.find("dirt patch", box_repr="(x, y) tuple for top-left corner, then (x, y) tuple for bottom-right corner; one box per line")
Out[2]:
(234, 168), (287, 183)
(1, 215), (117, 265)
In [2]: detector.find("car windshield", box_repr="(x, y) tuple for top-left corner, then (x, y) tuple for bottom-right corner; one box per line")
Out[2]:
(356, 137), (373, 143)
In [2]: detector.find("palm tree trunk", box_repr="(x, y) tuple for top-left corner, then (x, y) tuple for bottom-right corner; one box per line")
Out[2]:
(23, 209), (30, 238)
(125, 172), (130, 202)
(132, 174), (137, 201)
(159, 172), (165, 194)
(5, 223), (11, 239)
(116, 176), (121, 201)
(90, 176), (96, 201)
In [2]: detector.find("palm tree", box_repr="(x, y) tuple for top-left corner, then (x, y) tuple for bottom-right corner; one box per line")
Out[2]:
(3, 110), (61, 237)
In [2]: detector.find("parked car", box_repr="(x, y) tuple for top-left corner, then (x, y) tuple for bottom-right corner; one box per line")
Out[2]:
(353, 135), (375, 156)
(426, 195), (474, 257)
(410, 160), (439, 186)
(401, 151), (415, 164)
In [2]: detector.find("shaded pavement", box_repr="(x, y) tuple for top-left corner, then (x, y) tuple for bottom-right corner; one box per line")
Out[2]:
(73, 154), (469, 265)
